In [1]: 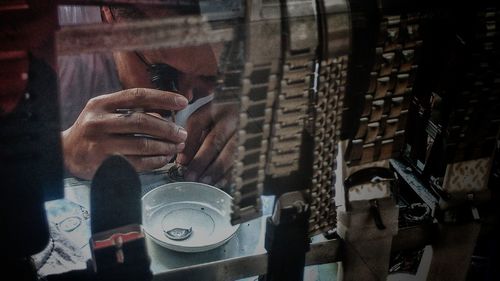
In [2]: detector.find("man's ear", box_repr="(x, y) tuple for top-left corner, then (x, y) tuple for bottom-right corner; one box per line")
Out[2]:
(100, 6), (114, 23)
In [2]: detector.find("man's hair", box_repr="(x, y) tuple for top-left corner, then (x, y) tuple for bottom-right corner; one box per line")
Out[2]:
(109, 3), (200, 21)
(109, 6), (146, 20)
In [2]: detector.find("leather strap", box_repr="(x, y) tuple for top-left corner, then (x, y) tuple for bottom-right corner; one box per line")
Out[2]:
(89, 155), (151, 280)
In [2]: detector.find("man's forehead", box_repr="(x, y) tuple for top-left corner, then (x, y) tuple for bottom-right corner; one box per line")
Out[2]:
(141, 45), (218, 77)
(107, 4), (218, 77)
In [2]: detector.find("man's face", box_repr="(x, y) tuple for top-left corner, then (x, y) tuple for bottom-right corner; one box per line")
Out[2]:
(106, 5), (219, 103)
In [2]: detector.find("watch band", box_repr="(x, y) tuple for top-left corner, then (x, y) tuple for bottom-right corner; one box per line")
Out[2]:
(344, 12), (424, 167)
(266, 0), (318, 178)
(224, 0), (282, 225)
(308, 0), (350, 235)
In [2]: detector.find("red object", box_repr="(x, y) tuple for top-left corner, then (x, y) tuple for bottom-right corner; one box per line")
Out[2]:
(0, 1), (58, 115)
(0, 51), (29, 115)
(93, 230), (145, 250)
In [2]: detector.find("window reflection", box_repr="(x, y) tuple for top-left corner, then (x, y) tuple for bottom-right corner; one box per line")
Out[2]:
(58, 5), (237, 190)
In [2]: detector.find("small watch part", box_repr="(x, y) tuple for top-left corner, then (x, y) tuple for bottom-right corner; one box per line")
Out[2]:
(164, 227), (193, 241)
(168, 164), (187, 181)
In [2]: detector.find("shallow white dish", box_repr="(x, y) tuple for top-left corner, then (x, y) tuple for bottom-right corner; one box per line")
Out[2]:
(142, 182), (239, 252)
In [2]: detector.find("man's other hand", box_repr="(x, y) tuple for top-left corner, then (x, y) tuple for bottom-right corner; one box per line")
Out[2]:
(176, 102), (238, 187)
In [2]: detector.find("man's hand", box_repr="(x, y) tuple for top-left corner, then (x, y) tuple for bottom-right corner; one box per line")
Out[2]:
(176, 102), (238, 186)
(62, 88), (188, 180)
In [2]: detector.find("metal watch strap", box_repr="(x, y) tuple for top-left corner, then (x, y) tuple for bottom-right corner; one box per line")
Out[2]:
(266, 0), (319, 178)
(227, 0), (282, 225)
(344, 12), (424, 167)
(429, 7), (500, 193)
(308, 0), (350, 236)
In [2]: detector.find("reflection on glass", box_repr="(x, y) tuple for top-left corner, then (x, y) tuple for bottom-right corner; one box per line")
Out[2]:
(58, 4), (237, 192)
(56, 216), (82, 232)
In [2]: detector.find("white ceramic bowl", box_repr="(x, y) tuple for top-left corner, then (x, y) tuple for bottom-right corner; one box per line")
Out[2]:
(142, 182), (239, 252)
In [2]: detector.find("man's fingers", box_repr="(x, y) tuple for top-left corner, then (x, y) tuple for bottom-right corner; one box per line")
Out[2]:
(89, 88), (188, 112)
(214, 170), (234, 191)
(108, 135), (185, 156)
(175, 127), (206, 166)
(184, 128), (234, 181)
(93, 112), (187, 143)
(199, 133), (237, 185)
(181, 103), (238, 180)
(176, 103), (213, 166)
(125, 155), (171, 172)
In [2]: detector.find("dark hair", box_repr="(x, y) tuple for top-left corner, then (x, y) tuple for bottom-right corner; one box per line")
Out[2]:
(109, 6), (147, 20)
(109, 2), (200, 21)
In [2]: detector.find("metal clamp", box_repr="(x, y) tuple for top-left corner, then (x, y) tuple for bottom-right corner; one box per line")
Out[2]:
(343, 167), (397, 229)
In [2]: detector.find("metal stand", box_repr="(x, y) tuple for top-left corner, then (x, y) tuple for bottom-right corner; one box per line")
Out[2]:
(261, 191), (311, 281)
(337, 198), (399, 281)
(427, 222), (481, 281)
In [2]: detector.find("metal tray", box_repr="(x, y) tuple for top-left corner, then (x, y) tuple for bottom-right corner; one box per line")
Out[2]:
(142, 182), (239, 252)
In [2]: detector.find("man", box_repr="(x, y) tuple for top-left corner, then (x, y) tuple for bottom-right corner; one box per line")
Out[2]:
(60, 4), (237, 186)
